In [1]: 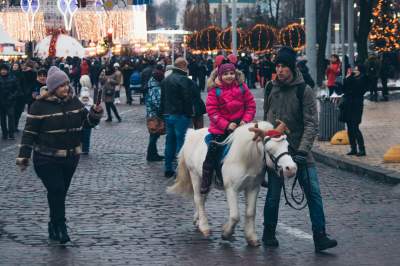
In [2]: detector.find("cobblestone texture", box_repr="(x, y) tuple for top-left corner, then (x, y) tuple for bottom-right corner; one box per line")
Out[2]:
(315, 96), (400, 173)
(0, 91), (399, 265)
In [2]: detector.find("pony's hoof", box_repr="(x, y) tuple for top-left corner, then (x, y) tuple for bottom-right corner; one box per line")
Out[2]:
(201, 229), (211, 237)
(247, 239), (261, 247)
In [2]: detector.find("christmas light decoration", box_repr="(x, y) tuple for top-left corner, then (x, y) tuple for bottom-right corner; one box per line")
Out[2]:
(20, 0), (40, 33)
(74, 10), (136, 42)
(198, 26), (221, 51)
(248, 24), (276, 53)
(218, 27), (246, 51)
(0, 10), (46, 41)
(369, 0), (400, 52)
(57, 0), (78, 31)
(279, 23), (306, 51)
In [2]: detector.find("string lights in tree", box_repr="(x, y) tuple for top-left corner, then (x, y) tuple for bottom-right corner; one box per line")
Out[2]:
(279, 23), (306, 51)
(369, 0), (400, 52)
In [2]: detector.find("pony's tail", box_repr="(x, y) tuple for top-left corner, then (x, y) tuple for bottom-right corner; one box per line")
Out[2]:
(166, 151), (193, 197)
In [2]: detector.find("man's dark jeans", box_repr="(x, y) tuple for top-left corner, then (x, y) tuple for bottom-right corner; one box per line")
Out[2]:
(33, 153), (80, 224)
(164, 115), (190, 172)
(263, 166), (326, 233)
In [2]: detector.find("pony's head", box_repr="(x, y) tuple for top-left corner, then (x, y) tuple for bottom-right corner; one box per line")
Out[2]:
(249, 121), (297, 178)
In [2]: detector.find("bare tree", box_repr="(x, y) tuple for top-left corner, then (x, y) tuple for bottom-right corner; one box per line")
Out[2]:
(158, 0), (178, 28)
(356, 0), (377, 63)
(183, 0), (211, 31)
(267, 0), (281, 27)
(316, 0), (332, 86)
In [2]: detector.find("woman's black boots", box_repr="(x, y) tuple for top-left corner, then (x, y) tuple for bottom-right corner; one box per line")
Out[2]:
(57, 222), (71, 244)
(48, 222), (70, 244)
(48, 222), (59, 241)
(357, 146), (366, 156)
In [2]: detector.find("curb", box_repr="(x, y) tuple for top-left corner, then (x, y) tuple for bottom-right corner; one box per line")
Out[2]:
(312, 148), (400, 184)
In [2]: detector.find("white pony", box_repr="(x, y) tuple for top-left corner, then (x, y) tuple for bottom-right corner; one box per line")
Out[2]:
(167, 121), (297, 246)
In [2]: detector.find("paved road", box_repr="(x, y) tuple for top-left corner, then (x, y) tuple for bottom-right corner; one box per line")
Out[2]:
(1, 90), (400, 265)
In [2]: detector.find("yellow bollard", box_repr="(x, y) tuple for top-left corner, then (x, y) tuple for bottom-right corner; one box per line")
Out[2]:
(330, 130), (349, 145)
(384, 145), (400, 163)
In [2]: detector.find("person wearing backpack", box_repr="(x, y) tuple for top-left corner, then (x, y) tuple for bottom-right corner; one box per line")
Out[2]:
(262, 47), (337, 252)
(129, 66), (142, 102)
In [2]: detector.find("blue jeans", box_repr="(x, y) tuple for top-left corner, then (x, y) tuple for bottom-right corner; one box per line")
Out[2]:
(164, 115), (191, 172)
(81, 128), (92, 153)
(263, 166), (326, 233)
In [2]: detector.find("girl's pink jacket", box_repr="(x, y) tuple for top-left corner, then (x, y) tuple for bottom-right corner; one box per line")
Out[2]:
(206, 82), (256, 135)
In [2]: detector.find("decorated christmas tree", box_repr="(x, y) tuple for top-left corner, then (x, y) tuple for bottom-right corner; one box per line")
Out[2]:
(369, 0), (400, 52)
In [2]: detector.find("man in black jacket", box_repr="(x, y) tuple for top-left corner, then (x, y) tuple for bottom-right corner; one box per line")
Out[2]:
(0, 64), (19, 140)
(160, 57), (195, 177)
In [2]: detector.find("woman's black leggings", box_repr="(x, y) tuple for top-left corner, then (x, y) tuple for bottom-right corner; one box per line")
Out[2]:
(105, 102), (121, 120)
(33, 153), (80, 224)
(346, 122), (365, 150)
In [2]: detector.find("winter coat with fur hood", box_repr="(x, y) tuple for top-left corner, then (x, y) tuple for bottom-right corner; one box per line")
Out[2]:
(206, 71), (256, 135)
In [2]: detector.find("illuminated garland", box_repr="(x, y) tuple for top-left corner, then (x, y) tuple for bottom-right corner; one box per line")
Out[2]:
(279, 23), (306, 51)
(369, 0), (400, 52)
(48, 34), (59, 57)
(199, 26), (221, 51)
(218, 27), (246, 51)
(248, 24), (276, 53)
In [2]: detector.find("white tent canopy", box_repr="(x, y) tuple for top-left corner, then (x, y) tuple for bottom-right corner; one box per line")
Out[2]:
(35, 35), (85, 58)
(0, 25), (16, 45)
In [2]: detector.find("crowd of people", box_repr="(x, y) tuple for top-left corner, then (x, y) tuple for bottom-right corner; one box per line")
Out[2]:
(1, 47), (399, 251)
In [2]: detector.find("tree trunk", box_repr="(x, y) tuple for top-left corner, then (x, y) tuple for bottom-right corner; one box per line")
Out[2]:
(356, 0), (376, 63)
(316, 0), (332, 86)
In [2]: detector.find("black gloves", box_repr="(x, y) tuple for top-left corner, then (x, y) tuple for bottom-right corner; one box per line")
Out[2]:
(293, 150), (308, 165)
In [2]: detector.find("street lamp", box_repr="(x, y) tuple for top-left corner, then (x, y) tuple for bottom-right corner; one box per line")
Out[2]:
(334, 23), (340, 54)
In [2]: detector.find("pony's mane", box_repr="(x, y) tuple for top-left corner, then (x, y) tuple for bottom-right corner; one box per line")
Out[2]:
(220, 121), (274, 164)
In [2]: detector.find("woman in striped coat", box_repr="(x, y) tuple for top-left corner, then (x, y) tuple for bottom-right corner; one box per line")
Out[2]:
(16, 66), (103, 244)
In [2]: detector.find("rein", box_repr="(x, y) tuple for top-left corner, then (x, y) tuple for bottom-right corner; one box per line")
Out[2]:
(264, 137), (309, 211)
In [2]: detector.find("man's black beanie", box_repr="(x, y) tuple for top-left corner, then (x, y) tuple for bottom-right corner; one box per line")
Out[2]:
(275, 46), (297, 73)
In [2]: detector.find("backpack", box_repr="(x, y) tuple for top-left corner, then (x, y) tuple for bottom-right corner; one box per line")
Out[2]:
(215, 84), (245, 97)
(264, 81), (306, 118)
(130, 71), (141, 89)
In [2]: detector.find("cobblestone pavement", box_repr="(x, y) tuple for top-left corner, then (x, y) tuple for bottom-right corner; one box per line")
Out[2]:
(315, 94), (400, 174)
(1, 91), (400, 265)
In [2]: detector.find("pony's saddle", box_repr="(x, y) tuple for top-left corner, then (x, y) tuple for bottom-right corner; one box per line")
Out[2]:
(204, 134), (232, 188)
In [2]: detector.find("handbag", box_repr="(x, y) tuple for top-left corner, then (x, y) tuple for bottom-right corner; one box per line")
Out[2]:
(146, 117), (165, 135)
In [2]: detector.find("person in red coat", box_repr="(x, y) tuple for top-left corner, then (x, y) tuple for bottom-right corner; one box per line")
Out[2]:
(326, 54), (341, 96)
(80, 59), (90, 76)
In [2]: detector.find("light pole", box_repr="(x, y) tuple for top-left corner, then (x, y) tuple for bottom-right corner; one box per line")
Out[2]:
(326, 9), (332, 58)
(305, 0), (317, 83)
(347, 0), (355, 67)
(231, 0), (237, 55)
(334, 23), (340, 54)
(341, 0), (347, 77)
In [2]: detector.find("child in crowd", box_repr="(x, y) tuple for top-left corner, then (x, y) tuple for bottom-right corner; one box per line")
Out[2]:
(79, 87), (94, 154)
(201, 61), (256, 194)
